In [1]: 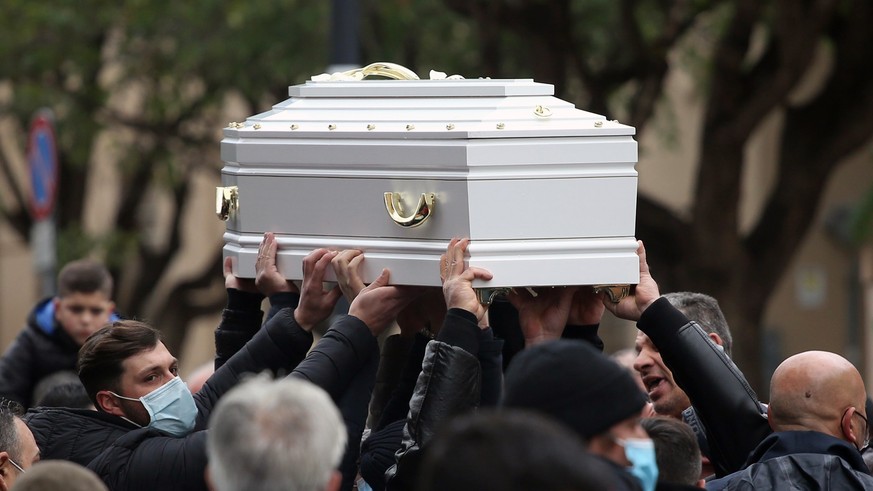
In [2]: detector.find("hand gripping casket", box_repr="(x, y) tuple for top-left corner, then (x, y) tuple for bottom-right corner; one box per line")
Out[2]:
(218, 65), (640, 296)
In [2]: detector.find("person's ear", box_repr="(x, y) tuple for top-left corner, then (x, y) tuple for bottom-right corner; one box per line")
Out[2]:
(840, 407), (862, 449)
(766, 404), (776, 432)
(0, 452), (11, 491)
(707, 332), (723, 347)
(96, 390), (125, 416)
(107, 301), (116, 316)
(325, 470), (342, 491)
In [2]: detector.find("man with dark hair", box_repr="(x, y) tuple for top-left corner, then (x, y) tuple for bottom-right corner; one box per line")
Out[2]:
(24, 237), (416, 491)
(0, 259), (118, 407)
(641, 417), (703, 489)
(503, 340), (657, 491)
(0, 400), (40, 489)
(631, 282), (768, 479)
(634, 292), (731, 420)
(417, 409), (614, 491)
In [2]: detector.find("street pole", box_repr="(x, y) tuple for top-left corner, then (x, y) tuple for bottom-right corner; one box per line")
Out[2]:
(328, 0), (360, 73)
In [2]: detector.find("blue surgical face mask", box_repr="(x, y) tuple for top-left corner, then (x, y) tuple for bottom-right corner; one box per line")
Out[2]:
(355, 478), (373, 491)
(112, 376), (198, 437)
(617, 437), (658, 491)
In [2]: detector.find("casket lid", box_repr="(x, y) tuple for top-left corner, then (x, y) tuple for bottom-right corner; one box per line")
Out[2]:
(226, 65), (634, 140)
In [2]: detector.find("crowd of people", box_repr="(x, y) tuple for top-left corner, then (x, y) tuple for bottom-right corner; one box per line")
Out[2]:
(0, 232), (870, 490)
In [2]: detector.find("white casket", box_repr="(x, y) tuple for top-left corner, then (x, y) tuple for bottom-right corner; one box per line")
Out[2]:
(218, 63), (640, 296)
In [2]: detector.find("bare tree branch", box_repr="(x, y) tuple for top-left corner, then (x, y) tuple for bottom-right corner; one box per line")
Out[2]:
(747, 0), (873, 284)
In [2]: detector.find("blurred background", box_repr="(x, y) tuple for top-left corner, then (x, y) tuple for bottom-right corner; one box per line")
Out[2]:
(0, 0), (871, 396)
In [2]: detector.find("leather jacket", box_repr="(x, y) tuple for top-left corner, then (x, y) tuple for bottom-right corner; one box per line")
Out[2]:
(637, 298), (771, 476)
(706, 431), (873, 490)
(385, 309), (501, 490)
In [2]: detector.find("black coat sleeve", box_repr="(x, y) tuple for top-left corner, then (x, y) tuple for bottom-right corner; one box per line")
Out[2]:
(88, 428), (210, 491)
(375, 334), (430, 430)
(286, 314), (381, 491)
(289, 315), (380, 402)
(213, 288), (265, 371)
(386, 308), (482, 491)
(0, 330), (39, 406)
(638, 297), (770, 475)
(194, 307), (313, 428)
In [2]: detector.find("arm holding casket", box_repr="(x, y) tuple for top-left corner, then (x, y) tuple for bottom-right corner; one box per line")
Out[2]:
(386, 238), (497, 490)
(605, 241), (769, 476)
(215, 232), (303, 371)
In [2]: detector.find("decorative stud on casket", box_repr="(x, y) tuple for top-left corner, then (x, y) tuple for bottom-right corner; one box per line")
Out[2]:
(218, 63), (640, 303)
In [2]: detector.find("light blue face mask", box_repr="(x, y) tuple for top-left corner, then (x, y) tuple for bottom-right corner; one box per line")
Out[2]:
(618, 437), (659, 491)
(112, 376), (198, 437)
(355, 478), (373, 491)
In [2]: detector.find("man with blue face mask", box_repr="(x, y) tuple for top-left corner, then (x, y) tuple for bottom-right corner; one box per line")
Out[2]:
(503, 339), (659, 491)
(23, 236), (419, 491)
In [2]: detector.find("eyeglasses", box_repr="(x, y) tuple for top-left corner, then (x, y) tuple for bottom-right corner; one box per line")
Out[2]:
(7, 458), (25, 474)
(846, 407), (870, 451)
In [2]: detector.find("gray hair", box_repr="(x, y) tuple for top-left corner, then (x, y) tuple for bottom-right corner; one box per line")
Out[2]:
(207, 375), (347, 491)
(0, 399), (23, 460)
(12, 461), (108, 491)
(663, 292), (732, 357)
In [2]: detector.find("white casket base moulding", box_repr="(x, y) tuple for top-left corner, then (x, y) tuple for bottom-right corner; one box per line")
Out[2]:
(218, 63), (641, 294)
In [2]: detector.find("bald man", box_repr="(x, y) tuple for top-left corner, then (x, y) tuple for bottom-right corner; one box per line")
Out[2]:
(706, 351), (873, 490)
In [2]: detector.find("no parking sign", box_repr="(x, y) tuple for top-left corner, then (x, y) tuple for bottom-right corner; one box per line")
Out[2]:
(26, 111), (58, 221)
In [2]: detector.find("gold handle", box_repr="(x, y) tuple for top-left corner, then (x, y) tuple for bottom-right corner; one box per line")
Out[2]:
(593, 285), (631, 303)
(476, 288), (511, 306)
(341, 62), (420, 81)
(384, 192), (435, 228)
(216, 186), (239, 221)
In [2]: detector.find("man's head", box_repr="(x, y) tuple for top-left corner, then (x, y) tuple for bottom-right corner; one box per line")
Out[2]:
(206, 376), (346, 491)
(418, 409), (614, 491)
(642, 417), (703, 488)
(77, 320), (178, 427)
(502, 340), (651, 468)
(634, 292), (731, 418)
(53, 259), (115, 346)
(0, 400), (40, 490)
(768, 351), (869, 451)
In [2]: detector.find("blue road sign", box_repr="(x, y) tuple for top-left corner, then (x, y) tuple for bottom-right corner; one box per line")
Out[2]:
(27, 112), (58, 221)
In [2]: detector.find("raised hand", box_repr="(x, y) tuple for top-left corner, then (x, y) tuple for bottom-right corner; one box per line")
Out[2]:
(223, 256), (257, 293)
(508, 286), (577, 347)
(602, 240), (661, 321)
(331, 249), (366, 302)
(254, 232), (299, 296)
(567, 286), (605, 326)
(348, 269), (422, 337)
(440, 238), (493, 325)
(293, 249), (342, 331)
(396, 287), (447, 338)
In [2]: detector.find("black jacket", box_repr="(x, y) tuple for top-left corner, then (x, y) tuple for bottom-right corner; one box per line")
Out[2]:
(26, 290), (313, 491)
(638, 298), (771, 476)
(706, 431), (873, 490)
(0, 298), (120, 407)
(88, 305), (381, 491)
(385, 309), (502, 490)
